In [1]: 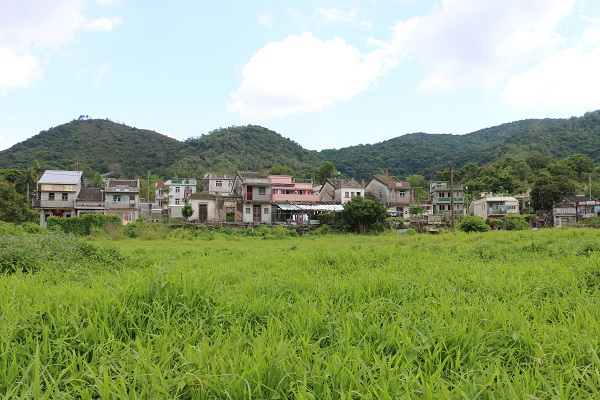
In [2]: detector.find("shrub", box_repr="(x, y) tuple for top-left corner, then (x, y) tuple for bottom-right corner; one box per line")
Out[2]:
(505, 215), (530, 231)
(314, 213), (333, 225)
(458, 215), (491, 233)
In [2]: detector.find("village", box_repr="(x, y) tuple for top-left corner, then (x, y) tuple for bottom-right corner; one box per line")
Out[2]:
(32, 169), (600, 230)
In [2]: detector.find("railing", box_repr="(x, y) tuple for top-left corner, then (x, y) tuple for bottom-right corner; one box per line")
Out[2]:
(431, 185), (462, 191)
(435, 197), (464, 203)
(32, 200), (74, 208)
(106, 201), (139, 209)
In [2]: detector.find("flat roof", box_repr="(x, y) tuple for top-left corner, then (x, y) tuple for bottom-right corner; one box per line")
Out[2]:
(38, 170), (83, 185)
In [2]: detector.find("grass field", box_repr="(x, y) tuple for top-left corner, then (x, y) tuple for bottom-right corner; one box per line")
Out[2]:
(1, 228), (600, 398)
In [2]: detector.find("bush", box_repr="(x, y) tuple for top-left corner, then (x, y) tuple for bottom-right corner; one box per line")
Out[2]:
(458, 215), (491, 233)
(314, 213), (333, 225)
(47, 214), (122, 236)
(340, 196), (388, 234)
(505, 215), (530, 231)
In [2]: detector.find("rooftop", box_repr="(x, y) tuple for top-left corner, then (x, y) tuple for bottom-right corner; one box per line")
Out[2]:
(38, 170), (83, 185)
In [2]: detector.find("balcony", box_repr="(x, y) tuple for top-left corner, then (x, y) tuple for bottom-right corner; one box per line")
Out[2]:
(32, 199), (75, 209)
(435, 197), (464, 203)
(106, 201), (139, 209)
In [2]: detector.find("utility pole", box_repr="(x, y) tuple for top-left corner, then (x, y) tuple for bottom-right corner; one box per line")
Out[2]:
(450, 166), (455, 230)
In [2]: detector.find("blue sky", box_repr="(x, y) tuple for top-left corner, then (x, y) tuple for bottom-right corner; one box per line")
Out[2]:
(1, 0), (600, 153)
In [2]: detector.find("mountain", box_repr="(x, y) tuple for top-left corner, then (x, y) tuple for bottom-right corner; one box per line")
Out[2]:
(1, 111), (599, 180)
(0, 120), (324, 179)
(321, 111), (600, 180)
(0, 119), (187, 178)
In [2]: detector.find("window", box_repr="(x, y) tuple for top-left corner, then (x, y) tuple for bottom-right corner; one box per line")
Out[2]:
(379, 191), (383, 199)
(351, 192), (355, 197)
(216, 180), (223, 187)
(398, 191), (405, 197)
(263, 207), (269, 214)
(355, 192), (361, 196)
(158, 189), (163, 195)
(175, 199), (180, 205)
(396, 207), (404, 212)
(228, 181), (233, 187)
(62, 193), (68, 201)
(175, 187), (180, 193)
(113, 195), (121, 202)
(48, 193), (55, 201)
(258, 187), (266, 195)
(246, 207), (251, 214)
(344, 191), (350, 198)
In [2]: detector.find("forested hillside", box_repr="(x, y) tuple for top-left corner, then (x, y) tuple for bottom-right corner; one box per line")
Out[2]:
(0, 119), (186, 177)
(322, 111), (600, 180)
(1, 111), (599, 181)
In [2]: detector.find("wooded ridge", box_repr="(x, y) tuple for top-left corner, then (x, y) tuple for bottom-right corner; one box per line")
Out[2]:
(1, 111), (599, 180)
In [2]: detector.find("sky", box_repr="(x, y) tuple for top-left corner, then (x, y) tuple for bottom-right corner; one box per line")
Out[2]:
(1, 0), (600, 153)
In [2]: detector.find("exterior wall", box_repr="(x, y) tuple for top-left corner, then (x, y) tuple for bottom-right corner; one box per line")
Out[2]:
(204, 174), (235, 194)
(338, 187), (364, 204)
(164, 179), (197, 205)
(319, 182), (336, 203)
(472, 197), (520, 219)
(242, 203), (272, 223)
(189, 199), (219, 222)
(429, 182), (464, 215)
(270, 175), (319, 202)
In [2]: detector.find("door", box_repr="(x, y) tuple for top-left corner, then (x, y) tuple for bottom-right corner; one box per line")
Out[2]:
(253, 205), (261, 222)
(246, 186), (253, 200)
(198, 204), (208, 222)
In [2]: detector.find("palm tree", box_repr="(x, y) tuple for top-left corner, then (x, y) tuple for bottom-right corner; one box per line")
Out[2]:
(17, 167), (37, 200)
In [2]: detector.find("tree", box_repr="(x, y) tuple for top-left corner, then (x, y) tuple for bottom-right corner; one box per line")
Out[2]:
(182, 203), (193, 221)
(458, 215), (490, 233)
(531, 175), (577, 211)
(269, 165), (296, 176)
(0, 179), (38, 223)
(316, 161), (337, 185)
(564, 153), (594, 179)
(340, 196), (388, 234)
(409, 205), (426, 217)
(405, 174), (429, 202)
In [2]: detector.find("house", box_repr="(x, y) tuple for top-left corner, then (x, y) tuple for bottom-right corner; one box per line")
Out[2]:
(163, 178), (197, 206)
(233, 171), (272, 223)
(270, 175), (319, 203)
(319, 178), (364, 204)
(429, 181), (465, 215)
(33, 170), (84, 227)
(365, 175), (413, 218)
(103, 178), (141, 223)
(553, 195), (600, 226)
(201, 173), (236, 195)
(470, 193), (520, 220)
(270, 175), (320, 224)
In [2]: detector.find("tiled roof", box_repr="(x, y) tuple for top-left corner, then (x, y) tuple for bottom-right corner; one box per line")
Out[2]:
(107, 179), (138, 188)
(77, 187), (103, 202)
(373, 175), (401, 185)
(38, 170), (83, 185)
(189, 192), (217, 200)
(237, 171), (268, 179)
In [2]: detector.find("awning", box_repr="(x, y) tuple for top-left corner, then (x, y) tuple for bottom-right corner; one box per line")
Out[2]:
(275, 203), (344, 212)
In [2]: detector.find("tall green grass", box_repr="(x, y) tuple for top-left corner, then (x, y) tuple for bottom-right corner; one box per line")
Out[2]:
(1, 229), (599, 398)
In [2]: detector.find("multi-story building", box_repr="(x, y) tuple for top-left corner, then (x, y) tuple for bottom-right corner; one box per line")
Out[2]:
(553, 195), (600, 226)
(319, 178), (364, 204)
(33, 170), (84, 227)
(365, 175), (413, 218)
(163, 178), (197, 206)
(233, 171), (272, 223)
(470, 193), (520, 220)
(104, 179), (141, 223)
(429, 181), (465, 215)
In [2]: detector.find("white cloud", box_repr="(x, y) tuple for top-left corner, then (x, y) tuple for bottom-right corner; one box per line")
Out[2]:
(316, 8), (358, 23)
(86, 17), (123, 31)
(0, 0), (120, 91)
(389, 0), (577, 92)
(0, 49), (41, 90)
(501, 46), (600, 106)
(93, 64), (110, 83)
(228, 32), (391, 118)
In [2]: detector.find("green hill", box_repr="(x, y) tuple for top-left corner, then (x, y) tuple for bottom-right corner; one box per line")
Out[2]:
(1, 111), (599, 180)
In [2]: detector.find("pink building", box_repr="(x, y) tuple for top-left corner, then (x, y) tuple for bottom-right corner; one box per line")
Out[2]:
(269, 175), (319, 203)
